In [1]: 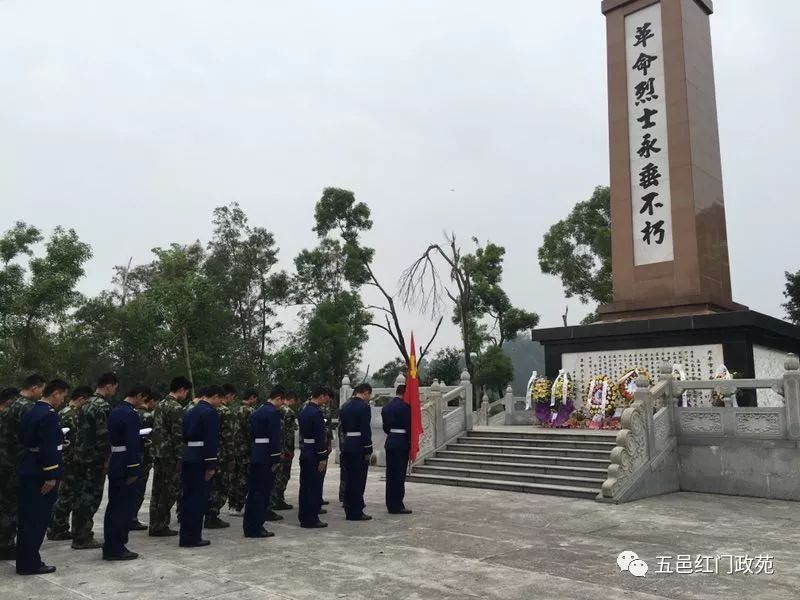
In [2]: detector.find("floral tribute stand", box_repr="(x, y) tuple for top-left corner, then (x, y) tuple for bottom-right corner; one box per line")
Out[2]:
(530, 370), (574, 428)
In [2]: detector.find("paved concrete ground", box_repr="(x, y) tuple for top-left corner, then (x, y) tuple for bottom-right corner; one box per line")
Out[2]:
(2, 465), (799, 599)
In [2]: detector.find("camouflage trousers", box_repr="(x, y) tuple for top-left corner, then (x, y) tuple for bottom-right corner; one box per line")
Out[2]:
(133, 464), (152, 521)
(0, 468), (19, 552)
(71, 461), (106, 543)
(206, 461), (231, 518)
(227, 456), (249, 512)
(149, 458), (181, 533)
(50, 461), (79, 534)
(270, 455), (293, 507)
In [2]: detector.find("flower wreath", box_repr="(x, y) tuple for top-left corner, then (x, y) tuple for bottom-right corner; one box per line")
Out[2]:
(711, 364), (736, 406)
(586, 374), (619, 418)
(530, 377), (551, 407)
(617, 367), (651, 407)
(550, 370), (573, 411)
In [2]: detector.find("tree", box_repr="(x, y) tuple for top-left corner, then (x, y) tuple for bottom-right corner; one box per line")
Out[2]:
(0, 223), (92, 380)
(476, 345), (514, 397)
(538, 186), (612, 324)
(373, 357), (406, 388)
(784, 270), (800, 324)
(426, 346), (462, 386)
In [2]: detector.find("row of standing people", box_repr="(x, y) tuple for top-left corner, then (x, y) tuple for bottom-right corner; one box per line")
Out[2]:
(1, 374), (413, 575)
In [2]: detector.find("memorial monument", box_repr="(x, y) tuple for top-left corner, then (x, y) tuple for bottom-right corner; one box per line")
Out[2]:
(533, 0), (800, 406)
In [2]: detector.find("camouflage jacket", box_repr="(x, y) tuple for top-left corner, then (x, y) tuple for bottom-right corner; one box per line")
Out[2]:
(231, 403), (253, 459)
(152, 395), (184, 462)
(137, 407), (155, 467)
(58, 404), (82, 464)
(217, 404), (235, 462)
(73, 393), (111, 464)
(280, 405), (297, 455)
(0, 395), (34, 470)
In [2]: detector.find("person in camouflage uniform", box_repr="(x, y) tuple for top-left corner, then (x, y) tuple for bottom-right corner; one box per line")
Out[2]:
(148, 376), (192, 536)
(71, 372), (119, 550)
(130, 391), (157, 531)
(336, 396), (351, 504)
(0, 374), (46, 560)
(48, 386), (93, 541)
(270, 390), (298, 512)
(204, 384), (236, 529)
(227, 389), (259, 517)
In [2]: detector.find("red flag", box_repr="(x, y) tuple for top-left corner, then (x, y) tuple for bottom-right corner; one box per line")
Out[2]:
(405, 333), (423, 463)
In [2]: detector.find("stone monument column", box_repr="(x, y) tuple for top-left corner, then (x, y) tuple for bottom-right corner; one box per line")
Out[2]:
(599, 0), (745, 321)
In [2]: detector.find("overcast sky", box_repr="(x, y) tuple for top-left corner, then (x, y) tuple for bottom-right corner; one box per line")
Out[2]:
(1, 1), (798, 372)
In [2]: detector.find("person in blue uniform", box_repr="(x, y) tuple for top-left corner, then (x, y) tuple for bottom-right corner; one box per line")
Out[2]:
(381, 384), (413, 515)
(243, 386), (284, 538)
(339, 383), (373, 521)
(297, 386), (332, 528)
(102, 385), (150, 561)
(179, 385), (222, 548)
(16, 379), (69, 575)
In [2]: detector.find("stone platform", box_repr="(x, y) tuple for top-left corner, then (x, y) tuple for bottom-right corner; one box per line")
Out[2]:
(2, 465), (799, 600)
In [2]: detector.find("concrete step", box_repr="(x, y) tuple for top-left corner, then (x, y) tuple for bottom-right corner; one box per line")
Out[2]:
(467, 430), (617, 442)
(406, 473), (600, 500)
(435, 449), (611, 468)
(425, 457), (609, 477)
(449, 443), (613, 460)
(414, 465), (605, 489)
(459, 435), (617, 450)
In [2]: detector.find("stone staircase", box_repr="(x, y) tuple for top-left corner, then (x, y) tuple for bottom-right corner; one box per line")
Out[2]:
(407, 428), (617, 500)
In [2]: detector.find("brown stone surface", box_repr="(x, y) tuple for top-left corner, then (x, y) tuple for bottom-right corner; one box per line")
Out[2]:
(600, 0), (740, 321)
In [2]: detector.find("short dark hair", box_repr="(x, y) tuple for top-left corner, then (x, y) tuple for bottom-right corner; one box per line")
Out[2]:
(170, 376), (193, 393)
(195, 386), (208, 398)
(269, 385), (287, 399)
(0, 387), (19, 403)
(222, 383), (237, 396)
(311, 385), (330, 399)
(22, 374), (47, 390)
(44, 379), (70, 397)
(243, 388), (259, 400)
(97, 372), (119, 387)
(125, 384), (152, 399)
(71, 385), (93, 400)
(206, 384), (225, 398)
(396, 384), (406, 396)
(286, 391), (298, 401)
(354, 383), (372, 395)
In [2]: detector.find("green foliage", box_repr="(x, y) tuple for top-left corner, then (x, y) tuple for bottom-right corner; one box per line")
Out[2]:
(784, 270), (800, 324)
(373, 357), (406, 388)
(538, 186), (612, 315)
(476, 345), (514, 396)
(426, 346), (462, 386)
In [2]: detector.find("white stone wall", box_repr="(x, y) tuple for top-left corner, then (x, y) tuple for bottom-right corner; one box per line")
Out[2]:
(754, 345), (787, 407)
(562, 344), (724, 408)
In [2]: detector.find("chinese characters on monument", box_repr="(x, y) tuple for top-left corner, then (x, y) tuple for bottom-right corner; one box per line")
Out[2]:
(625, 2), (674, 265)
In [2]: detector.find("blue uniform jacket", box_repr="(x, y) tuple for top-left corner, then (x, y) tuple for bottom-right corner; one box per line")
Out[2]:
(339, 398), (373, 455)
(182, 400), (220, 468)
(19, 401), (64, 480)
(249, 402), (281, 465)
(298, 402), (328, 460)
(381, 397), (411, 450)
(107, 401), (142, 479)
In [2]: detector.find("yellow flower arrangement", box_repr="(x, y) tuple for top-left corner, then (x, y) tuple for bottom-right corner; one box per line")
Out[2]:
(586, 374), (619, 418)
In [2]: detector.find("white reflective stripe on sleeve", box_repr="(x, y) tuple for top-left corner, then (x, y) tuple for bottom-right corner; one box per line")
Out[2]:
(111, 446), (127, 453)
(303, 438), (315, 444)
(56, 444), (63, 451)
(345, 432), (361, 437)
(187, 441), (204, 447)
(254, 438), (270, 444)
(389, 429), (407, 434)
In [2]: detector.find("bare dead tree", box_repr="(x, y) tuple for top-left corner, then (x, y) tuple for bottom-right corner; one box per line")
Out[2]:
(398, 233), (476, 379)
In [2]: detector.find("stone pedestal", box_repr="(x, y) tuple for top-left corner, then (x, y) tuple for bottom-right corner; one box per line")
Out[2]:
(532, 311), (800, 407)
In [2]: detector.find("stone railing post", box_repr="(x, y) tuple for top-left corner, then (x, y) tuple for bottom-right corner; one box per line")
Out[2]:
(340, 375), (352, 407)
(633, 374), (655, 461)
(461, 370), (474, 430)
(429, 379), (444, 447)
(479, 393), (489, 425)
(504, 384), (514, 425)
(783, 354), (800, 440)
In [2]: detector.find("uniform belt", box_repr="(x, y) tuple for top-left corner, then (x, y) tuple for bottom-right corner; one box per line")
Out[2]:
(302, 438), (315, 444)
(389, 429), (407, 434)
(254, 438), (270, 444)
(345, 432), (361, 437)
(187, 441), (204, 447)
(111, 446), (127, 453)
